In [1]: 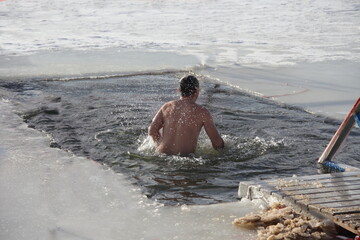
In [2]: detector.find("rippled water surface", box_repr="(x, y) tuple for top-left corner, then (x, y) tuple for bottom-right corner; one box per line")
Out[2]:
(2, 73), (359, 205)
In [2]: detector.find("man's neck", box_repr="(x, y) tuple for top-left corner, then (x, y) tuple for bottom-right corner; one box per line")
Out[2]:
(180, 96), (196, 102)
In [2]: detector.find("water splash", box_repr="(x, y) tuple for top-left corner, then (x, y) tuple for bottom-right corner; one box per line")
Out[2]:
(137, 135), (157, 153)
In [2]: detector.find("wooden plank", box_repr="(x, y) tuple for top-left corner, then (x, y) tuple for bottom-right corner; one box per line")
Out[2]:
(342, 219), (360, 226)
(310, 200), (359, 209)
(269, 171), (360, 183)
(241, 181), (360, 208)
(336, 213), (360, 222)
(335, 214), (360, 233)
(301, 176), (360, 184)
(274, 180), (360, 192)
(328, 208), (360, 216)
(334, 219), (360, 234)
(292, 190), (360, 201)
(273, 177), (360, 189)
(339, 219), (360, 230)
(305, 194), (360, 205)
(298, 199), (360, 214)
(315, 176), (360, 183)
(276, 180), (360, 192)
(282, 185), (360, 196)
(265, 171), (360, 185)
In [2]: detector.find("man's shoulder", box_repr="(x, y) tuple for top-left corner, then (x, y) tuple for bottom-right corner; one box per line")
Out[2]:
(196, 104), (210, 113)
(193, 104), (211, 120)
(162, 100), (177, 108)
(160, 101), (177, 112)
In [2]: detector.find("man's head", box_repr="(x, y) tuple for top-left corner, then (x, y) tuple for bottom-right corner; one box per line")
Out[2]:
(179, 75), (199, 97)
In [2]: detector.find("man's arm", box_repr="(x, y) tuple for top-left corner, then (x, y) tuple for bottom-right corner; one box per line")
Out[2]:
(148, 108), (164, 144)
(202, 109), (224, 149)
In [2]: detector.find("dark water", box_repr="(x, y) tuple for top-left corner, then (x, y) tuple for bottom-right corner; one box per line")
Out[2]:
(1, 73), (359, 205)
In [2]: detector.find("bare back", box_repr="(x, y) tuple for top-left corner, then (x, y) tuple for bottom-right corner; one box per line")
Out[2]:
(148, 99), (224, 156)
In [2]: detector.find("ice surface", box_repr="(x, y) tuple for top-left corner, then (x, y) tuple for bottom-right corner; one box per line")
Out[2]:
(200, 60), (360, 119)
(0, 48), (200, 80)
(1, 0), (359, 66)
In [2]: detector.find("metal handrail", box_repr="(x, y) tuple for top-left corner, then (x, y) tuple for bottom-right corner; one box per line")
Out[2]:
(318, 97), (360, 164)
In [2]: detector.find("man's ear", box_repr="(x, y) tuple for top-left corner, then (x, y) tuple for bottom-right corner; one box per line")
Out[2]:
(195, 87), (199, 95)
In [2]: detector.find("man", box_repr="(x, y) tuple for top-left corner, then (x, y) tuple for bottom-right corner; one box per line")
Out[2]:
(148, 75), (224, 156)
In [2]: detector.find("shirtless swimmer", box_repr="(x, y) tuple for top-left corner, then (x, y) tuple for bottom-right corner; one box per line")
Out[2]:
(148, 75), (224, 156)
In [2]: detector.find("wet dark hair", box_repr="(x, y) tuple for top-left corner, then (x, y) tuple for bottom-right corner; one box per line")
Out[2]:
(179, 75), (199, 97)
